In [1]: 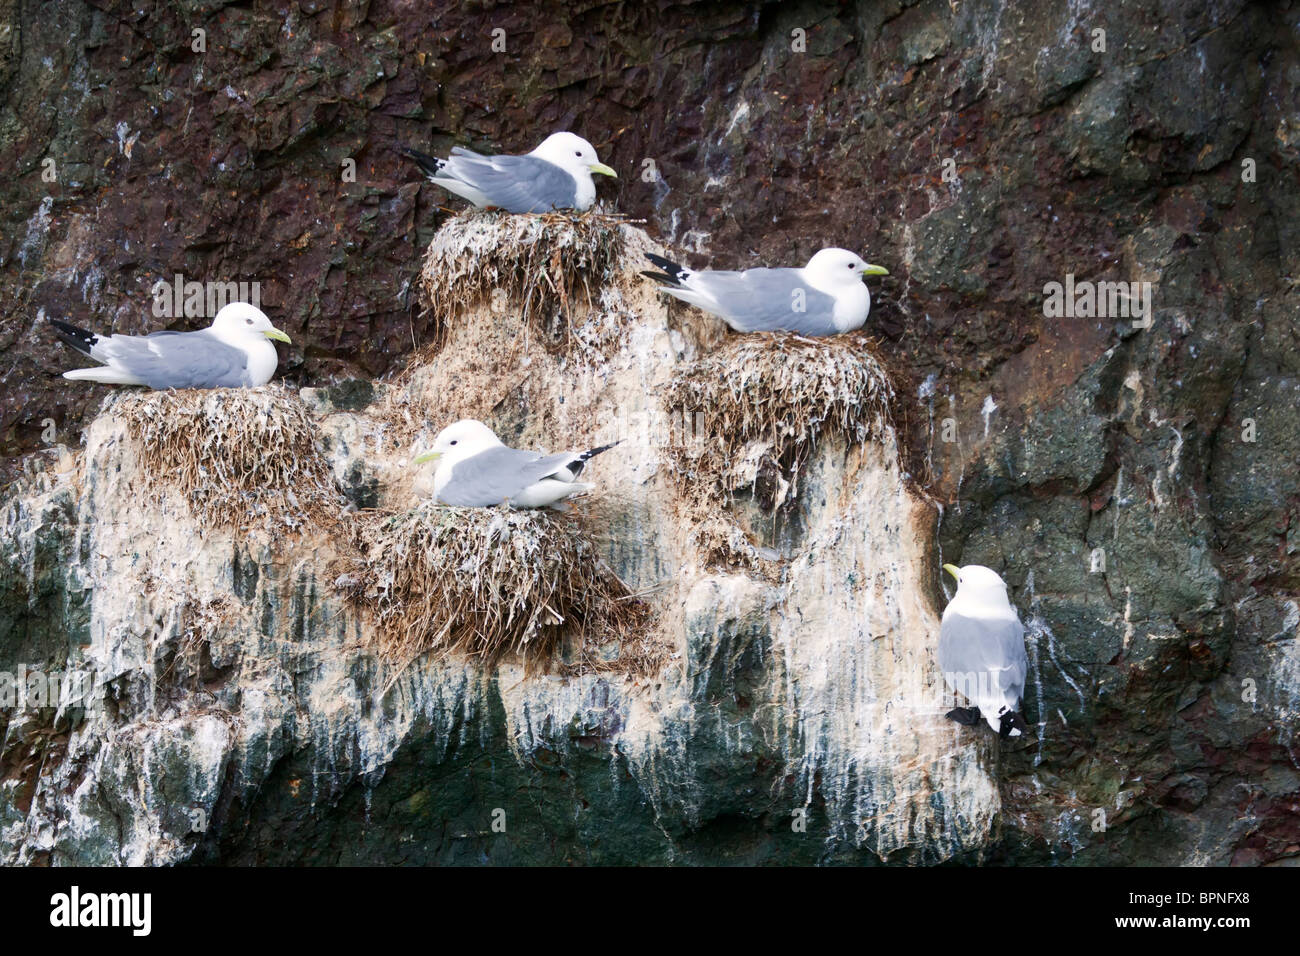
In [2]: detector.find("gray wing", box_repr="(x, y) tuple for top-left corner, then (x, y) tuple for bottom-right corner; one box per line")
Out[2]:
(97, 330), (249, 388)
(687, 268), (840, 335)
(442, 149), (579, 213)
(937, 611), (1028, 701)
(439, 446), (583, 506)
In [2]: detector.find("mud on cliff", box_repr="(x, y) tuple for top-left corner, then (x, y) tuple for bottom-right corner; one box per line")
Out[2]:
(2, 1), (1300, 865)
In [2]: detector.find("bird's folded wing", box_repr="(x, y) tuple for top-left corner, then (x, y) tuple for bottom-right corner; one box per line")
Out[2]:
(440, 446), (582, 506)
(440, 152), (577, 212)
(96, 331), (248, 389)
(937, 611), (1028, 696)
(688, 268), (839, 334)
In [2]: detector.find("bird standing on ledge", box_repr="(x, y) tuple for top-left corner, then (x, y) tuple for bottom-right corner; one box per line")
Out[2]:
(937, 563), (1031, 738)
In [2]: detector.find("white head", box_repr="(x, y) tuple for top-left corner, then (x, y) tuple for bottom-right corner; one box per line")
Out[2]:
(943, 564), (1013, 608)
(414, 419), (503, 465)
(208, 302), (291, 345)
(803, 248), (890, 289)
(531, 132), (618, 180)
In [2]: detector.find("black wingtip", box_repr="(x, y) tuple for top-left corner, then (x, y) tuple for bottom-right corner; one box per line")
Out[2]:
(400, 146), (444, 178)
(644, 253), (687, 281)
(640, 270), (678, 285)
(945, 706), (983, 727)
(564, 440), (622, 480)
(48, 318), (97, 357)
(583, 439), (622, 460)
(998, 710), (1030, 738)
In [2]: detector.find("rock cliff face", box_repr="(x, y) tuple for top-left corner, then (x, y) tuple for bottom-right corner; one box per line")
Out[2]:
(2, 0), (1300, 865)
(3, 224), (998, 865)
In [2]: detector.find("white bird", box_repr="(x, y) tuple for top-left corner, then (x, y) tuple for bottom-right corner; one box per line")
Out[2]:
(50, 302), (291, 388)
(641, 247), (889, 336)
(414, 420), (618, 509)
(937, 564), (1030, 738)
(402, 132), (618, 213)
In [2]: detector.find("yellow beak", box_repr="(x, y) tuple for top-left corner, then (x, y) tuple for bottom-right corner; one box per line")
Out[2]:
(262, 328), (292, 344)
(862, 264), (890, 277)
(942, 564), (961, 582)
(589, 162), (618, 178)
(413, 451), (442, 464)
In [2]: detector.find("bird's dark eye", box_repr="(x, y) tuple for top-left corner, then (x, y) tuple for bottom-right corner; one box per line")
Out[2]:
(450, 440), (458, 446)
(245, 317), (253, 324)
(575, 150), (582, 157)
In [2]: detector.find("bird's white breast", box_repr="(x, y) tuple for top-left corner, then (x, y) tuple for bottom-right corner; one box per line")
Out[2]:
(942, 594), (1018, 624)
(431, 467), (448, 501)
(799, 272), (872, 332)
(243, 338), (279, 386)
(430, 448), (475, 502)
(571, 170), (595, 211)
(831, 283), (870, 332)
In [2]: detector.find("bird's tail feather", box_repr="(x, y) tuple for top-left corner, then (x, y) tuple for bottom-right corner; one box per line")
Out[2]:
(545, 483), (595, 511)
(62, 367), (143, 385)
(49, 318), (98, 357)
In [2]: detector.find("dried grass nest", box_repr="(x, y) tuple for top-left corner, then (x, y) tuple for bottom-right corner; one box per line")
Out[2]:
(661, 332), (896, 566)
(113, 385), (343, 534)
(418, 207), (629, 348)
(334, 503), (662, 675)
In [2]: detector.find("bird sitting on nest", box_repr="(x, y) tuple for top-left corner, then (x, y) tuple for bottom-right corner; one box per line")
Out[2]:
(415, 419), (618, 510)
(49, 302), (291, 389)
(641, 247), (888, 336)
(402, 132), (618, 214)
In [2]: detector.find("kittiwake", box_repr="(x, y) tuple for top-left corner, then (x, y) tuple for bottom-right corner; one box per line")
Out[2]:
(937, 564), (1031, 738)
(640, 247), (889, 336)
(414, 419), (618, 509)
(402, 132), (617, 214)
(50, 302), (291, 389)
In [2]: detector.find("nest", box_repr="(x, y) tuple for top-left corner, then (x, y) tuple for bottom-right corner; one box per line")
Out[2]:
(114, 386), (343, 534)
(418, 207), (628, 348)
(336, 503), (661, 675)
(661, 333), (895, 567)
